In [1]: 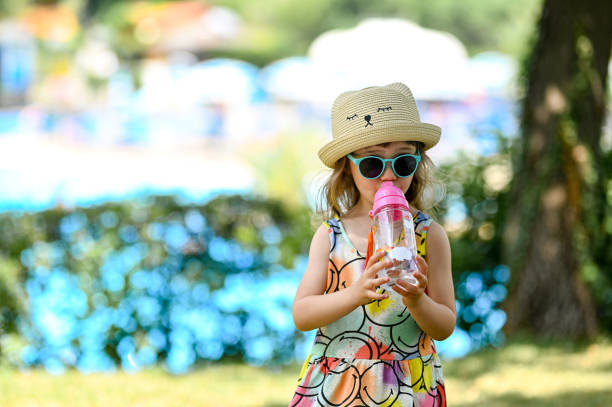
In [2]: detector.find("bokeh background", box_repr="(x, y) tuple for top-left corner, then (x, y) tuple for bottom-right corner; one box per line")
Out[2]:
(0, 0), (611, 406)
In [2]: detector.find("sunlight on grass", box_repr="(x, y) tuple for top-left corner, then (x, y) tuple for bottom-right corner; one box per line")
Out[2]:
(1, 338), (611, 407)
(444, 338), (612, 407)
(0, 363), (298, 407)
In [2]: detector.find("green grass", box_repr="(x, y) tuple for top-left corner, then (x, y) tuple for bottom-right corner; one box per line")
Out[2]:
(443, 337), (612, 407)
(1, 338), (611, 407)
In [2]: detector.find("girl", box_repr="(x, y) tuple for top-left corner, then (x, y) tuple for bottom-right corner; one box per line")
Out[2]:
(289, 83), (455, 407)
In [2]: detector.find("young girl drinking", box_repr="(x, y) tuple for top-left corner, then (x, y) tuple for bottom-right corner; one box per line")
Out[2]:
(289, 83), (455, 407)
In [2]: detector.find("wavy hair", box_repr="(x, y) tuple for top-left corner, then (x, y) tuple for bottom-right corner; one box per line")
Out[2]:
(316, 142), (445, 221)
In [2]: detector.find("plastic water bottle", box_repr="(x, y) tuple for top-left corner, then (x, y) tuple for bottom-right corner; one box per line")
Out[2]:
(369, 181), (418, 289)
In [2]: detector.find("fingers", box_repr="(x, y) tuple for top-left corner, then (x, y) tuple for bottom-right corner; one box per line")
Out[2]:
(415, 255), (428, 275)
(371, 276), (390, 288)
(414, 270), (427, 288)
(394, 271), (427, 291)
(391, 284), (408, 296)
(367, 289), (389, 301)
(365, 250), (387, 270)
(393, 277), (414, 292)
(365, 256), (393, 278)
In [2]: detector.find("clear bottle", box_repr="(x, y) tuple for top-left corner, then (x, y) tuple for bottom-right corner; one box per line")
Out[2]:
(370, 181), (418, 289)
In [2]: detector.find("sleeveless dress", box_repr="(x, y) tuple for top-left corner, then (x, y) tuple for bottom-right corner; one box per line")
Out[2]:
(289, 212), (446, 407)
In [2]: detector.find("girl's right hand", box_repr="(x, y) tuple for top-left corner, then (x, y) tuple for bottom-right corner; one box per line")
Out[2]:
(350, 250), (392, 305)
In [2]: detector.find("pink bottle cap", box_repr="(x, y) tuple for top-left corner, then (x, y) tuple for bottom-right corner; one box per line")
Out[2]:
(370, 181), (409, 216)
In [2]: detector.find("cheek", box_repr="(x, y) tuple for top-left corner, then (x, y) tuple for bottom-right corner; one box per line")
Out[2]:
(349, 164), (360, 180)
(399, 176), (415, 194)
(350, 167), (374, 193)
(348, 166), (362, 188)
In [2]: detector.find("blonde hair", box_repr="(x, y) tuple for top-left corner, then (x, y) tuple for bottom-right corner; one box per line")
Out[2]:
(316, 142), (445, 221)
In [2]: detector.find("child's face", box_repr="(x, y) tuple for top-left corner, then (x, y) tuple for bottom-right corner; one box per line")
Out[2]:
(348, 141), (417, 203)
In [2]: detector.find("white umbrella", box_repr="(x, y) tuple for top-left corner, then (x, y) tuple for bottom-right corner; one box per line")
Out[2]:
(308, 18), (471, 101)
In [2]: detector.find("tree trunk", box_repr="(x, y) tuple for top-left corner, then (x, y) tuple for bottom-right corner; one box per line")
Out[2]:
(503, 0), (611, 338)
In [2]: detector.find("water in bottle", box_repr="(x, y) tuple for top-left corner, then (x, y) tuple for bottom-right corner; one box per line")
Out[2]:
(369, 181), (418, 289)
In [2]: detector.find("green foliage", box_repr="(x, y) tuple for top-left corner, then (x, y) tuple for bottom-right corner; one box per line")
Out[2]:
(213, 0), (542, 63)
(241, 131), (326, 208)
(0, 257), (24, 337)
(0, 0), (29, 18)
(437, 135), (513, 280)
(0, 1), (543, 73)
(0, 194), (313, 368)
(202, 193), (312, 267)
(8, 0), (541, 64)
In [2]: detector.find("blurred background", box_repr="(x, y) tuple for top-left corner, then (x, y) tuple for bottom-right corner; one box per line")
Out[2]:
(0, 0), (611, 406)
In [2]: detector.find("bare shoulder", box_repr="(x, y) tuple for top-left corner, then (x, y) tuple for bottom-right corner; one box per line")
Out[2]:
(425, 220), (451, 258)
(294, 223), (331, 299)
(306, 222), (331, 273)
(311, 222), (331, 253)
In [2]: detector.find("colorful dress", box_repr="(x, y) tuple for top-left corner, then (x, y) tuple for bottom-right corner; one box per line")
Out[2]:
(289, 212), (446, 407)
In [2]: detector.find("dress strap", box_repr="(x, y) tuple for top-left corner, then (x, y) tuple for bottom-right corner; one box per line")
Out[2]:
(414, 212), (434, 259)
(323, 216), (341, 254)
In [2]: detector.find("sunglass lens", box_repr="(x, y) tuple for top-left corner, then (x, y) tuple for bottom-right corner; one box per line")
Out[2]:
(359, 157), (384, 178)
(394, 155), (417, 177)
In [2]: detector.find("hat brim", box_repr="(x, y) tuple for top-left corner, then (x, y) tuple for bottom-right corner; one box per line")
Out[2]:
(318, 122), (441, 167)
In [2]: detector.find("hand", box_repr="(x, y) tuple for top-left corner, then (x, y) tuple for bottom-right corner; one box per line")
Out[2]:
(392, 255), (428, 309)
(350, 250), (392, 305)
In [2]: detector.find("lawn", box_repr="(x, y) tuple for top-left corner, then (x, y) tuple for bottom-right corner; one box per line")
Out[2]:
(1, 338), (611, 407)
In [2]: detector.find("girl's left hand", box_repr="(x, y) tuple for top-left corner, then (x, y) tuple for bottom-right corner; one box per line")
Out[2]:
(392, 256), (428, 309)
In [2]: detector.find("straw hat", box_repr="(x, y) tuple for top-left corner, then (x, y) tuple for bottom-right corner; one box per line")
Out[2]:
(318, 82), (441, 167)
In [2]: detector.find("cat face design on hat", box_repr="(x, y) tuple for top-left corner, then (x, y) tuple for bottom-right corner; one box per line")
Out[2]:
(334, 84), (418, 137)
(318, 82), (441, 168)
(346, 106), (393, 128)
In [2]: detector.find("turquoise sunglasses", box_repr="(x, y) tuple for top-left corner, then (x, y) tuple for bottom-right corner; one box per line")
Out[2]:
(347, 153), (421, 179)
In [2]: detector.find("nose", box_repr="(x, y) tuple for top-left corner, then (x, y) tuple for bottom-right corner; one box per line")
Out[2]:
(364, 115), (371, 122)
(379, 161), (397, 181)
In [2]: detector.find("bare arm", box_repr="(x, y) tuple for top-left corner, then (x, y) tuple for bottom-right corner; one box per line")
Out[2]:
(392, 221), (456, 340)
(292, 224), (391, 332)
